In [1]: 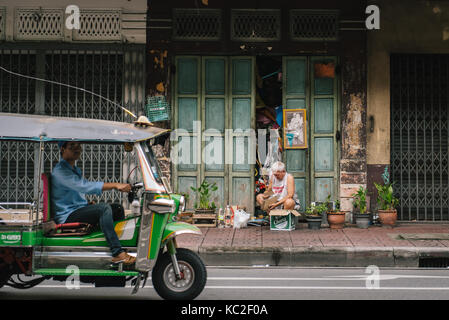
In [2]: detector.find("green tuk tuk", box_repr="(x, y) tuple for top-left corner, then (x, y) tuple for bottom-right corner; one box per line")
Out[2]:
(0, 113), (206, 300)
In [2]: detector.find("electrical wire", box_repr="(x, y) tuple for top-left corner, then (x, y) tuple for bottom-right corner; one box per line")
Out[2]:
(0, 65), (137, 119)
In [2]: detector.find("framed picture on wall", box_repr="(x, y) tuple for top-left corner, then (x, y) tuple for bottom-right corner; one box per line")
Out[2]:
(283, 108), (307, 149)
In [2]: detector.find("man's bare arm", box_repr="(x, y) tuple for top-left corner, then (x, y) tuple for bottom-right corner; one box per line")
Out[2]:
(102, 183), (131, 193)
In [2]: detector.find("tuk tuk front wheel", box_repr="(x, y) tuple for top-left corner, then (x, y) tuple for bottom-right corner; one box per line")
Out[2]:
(152, 248), (206, 300)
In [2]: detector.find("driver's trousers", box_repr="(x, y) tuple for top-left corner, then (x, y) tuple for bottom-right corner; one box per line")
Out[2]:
(65, 203), (125, 257)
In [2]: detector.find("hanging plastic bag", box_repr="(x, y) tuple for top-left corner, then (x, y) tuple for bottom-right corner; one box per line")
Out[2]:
(233, 209), (250, 229)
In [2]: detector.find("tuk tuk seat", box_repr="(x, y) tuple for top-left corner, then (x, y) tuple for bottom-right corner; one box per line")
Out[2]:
(41, 173), (93, 237)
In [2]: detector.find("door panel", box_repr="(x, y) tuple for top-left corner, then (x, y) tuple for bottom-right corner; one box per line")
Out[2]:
(283, 57), (309, 211)
(177, 176), (197, 209)
(205, 59), (225, 95)
(232, 177), (252, 212)
(286, 149), (306, 172)
(232, 59), (252, 95)
(315, 178), (334, 202)
(314, 98), (334, 133)
(310, 57), (338, 206)
(286, 98), (306, 108)
(174, 56), (254, 213)
(283, 56), (339, 210)
(232, 98), (252, 130)
(177, 58), (198, 94)
(285, 59), (306, 95)
(205, 98), (225, 131)
(178, 98), (198, 132)
(314, 138), (334, 171)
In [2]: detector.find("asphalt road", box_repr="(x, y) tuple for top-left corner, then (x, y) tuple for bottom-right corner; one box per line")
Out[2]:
(1, 267), (449, 301)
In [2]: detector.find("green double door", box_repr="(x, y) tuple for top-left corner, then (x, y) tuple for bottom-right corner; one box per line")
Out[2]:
(172, 56), (255, 213)
(283, 56), (339, 209)
(173, 56), (339, 213)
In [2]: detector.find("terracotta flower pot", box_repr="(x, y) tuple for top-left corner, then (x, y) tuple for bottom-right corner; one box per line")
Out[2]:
(327, 211), (346, 229)
(378, 209), (397, 227)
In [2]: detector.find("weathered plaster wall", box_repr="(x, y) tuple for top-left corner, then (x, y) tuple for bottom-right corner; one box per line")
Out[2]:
(367, 0), (449, 209)
(339, 29), (367, 215)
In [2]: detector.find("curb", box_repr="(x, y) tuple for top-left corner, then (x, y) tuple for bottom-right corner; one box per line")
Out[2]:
(187, 246), (449, 268)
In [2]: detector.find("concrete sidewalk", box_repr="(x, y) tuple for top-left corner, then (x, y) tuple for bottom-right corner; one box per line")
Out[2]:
(176, 223), (449, 268)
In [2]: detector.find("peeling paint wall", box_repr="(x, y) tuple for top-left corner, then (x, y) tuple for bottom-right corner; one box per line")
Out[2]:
(339, 29), (367, 214)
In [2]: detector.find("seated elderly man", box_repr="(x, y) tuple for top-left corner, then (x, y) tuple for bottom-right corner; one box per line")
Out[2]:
(256, 161), (300, 212)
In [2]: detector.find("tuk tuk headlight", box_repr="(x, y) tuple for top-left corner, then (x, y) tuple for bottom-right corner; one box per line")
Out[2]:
(179, 195), (186, 212)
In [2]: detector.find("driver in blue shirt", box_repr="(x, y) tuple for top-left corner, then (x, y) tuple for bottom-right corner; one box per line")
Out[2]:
(51, 141), (135, 265)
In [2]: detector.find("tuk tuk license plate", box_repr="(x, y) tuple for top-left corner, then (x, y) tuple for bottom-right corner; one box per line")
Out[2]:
(0, 232), (22, 245)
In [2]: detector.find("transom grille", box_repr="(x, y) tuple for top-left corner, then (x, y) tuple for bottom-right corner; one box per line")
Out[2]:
(172, 9), (222, 41)
(231, 9), (281, 41)
(0, 7), (5, 40)
(391, 54), (449, 221)
(74, 10), (122, 41)
(290, 10), (339, 41)
(14, 8), (63, 40)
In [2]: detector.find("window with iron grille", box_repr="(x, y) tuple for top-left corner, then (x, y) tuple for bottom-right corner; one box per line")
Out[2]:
(290, 10), (339, 41)
(0, 46), (145, 205)
(231, 9), (281, 42)
(172, 9), (222, 41)
(390, 54), (449, 221)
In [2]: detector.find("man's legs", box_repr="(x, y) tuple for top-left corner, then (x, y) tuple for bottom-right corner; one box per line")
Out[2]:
(110, 203), (125, 221)
(283, 199), (295, 210)
(65, 203), (123, 257)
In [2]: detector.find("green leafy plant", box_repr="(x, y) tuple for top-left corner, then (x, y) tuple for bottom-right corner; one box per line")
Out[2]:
(352, 186), (368, 214)
(374, 182), (399, 210)
(335, 199), (341, 211)
(190, 180), (218, 210)
(305, 202), (328, 217)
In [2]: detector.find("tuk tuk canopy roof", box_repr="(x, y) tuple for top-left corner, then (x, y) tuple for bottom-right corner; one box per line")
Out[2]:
(0, 113), (170, 143)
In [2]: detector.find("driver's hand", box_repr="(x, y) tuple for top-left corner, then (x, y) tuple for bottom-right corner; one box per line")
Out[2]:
(116, 183), (132, 193)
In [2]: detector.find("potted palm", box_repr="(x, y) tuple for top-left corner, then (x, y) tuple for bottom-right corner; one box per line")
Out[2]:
(352, 186), (370, 229)
(305, 202), (324, 230)
(190, 180), (218, 215)
(326, 196), (346, 229)
(374, 182), (399, 227)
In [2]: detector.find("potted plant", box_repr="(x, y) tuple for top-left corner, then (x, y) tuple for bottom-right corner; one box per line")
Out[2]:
(190, 180), (218, 215)
(326, 196), (346, 229)
(373, 167), (399, 227)
(352, 186), (370, 229)
(305, 202), (324, 230)
(374, 182), (399, 227)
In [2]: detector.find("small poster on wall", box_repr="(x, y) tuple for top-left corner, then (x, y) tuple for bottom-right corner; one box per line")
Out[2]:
(283, 109), (307, 149)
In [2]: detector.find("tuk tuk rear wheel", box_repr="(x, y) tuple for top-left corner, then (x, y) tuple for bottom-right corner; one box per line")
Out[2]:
(152, 248), (206, 300)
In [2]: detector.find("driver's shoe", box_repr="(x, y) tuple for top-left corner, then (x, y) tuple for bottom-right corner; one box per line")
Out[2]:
(112, 251), (136, 265)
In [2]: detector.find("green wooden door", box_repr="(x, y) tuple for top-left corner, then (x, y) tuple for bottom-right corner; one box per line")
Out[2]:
(173, 56), (255, 214)
(283, 56), (339, 208)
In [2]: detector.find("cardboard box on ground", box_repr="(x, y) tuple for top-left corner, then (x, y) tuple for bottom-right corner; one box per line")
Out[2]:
(269, 209), (301, 231)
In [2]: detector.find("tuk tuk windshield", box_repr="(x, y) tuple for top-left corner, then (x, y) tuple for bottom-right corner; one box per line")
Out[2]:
(141, 141), (164, 185)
